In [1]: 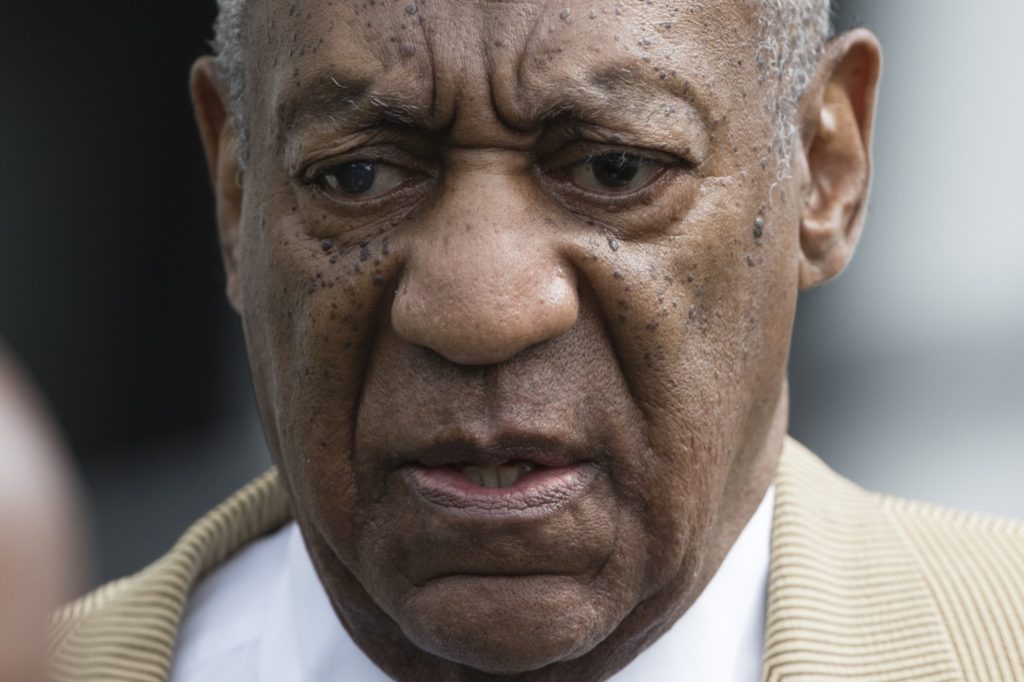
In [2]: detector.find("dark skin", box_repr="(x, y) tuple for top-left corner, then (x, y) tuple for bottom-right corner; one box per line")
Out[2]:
(192, 1), (880, 679)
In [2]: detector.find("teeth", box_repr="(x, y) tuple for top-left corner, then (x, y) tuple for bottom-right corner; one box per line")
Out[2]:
(480, 466), (500, 488)
(459, 462), (536, 489)
(462, 465), (483, 486)
(497, 464), (519, 488)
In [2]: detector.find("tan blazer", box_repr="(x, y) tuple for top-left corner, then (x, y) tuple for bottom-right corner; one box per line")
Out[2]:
(48, 438), (1024, 681)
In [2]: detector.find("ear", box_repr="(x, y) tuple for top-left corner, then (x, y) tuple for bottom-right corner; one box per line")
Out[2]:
(190, 56), (245, 311)
(795, 28), (882, 289)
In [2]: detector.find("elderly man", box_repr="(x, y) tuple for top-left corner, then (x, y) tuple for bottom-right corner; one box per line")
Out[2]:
(49, 0), (1024, 680)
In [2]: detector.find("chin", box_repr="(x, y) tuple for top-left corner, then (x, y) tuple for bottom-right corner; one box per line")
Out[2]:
(396, 574), (618, 675)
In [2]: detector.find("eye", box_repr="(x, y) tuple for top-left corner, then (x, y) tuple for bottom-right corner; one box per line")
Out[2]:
(569, 152), (664, 193)
(313, 160), (410, 199)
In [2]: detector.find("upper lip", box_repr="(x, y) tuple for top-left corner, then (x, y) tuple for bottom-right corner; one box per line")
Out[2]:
(400, 434), (587, 469)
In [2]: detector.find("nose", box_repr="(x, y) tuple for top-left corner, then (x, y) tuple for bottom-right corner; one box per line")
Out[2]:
(391, 187), (578, 366)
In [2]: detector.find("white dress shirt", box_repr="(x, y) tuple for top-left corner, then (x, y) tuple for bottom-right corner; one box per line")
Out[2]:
(169, 487), (773, 681)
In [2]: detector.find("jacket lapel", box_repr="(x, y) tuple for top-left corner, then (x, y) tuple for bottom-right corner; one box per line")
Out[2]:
(762, 438), (962, 680)
(49, 469), (291, 682)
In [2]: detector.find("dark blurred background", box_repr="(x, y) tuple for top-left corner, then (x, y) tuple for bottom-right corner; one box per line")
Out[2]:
(1, 2), (1021, 588)
(0, 3), (269, 585)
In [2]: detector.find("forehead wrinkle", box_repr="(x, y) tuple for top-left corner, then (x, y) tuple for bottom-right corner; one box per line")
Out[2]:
(500, 57), (713, 138)
(273, 71), (435, 146)
(265, 0), (446, 147)
(490, 6), (713, 135)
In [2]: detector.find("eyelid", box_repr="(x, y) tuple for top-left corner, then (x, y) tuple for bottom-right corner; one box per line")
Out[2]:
(532, 144), (691, 214)
(302, 154), (394, 185)
(293, 148), (435, 214)
(541, 141), (689, 175)
(295, 143), (436, 183)
(568, 153), (664, 194)
(542, 115), (708, 163)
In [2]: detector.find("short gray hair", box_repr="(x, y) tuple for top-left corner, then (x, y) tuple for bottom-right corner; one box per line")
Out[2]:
(212, 0), (831, 170)
(211, 0), (249, 160)
(756, 0), (833, 172)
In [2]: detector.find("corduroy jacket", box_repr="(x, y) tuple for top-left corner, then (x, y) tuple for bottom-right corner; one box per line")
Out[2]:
(48, 438), (1024, 681)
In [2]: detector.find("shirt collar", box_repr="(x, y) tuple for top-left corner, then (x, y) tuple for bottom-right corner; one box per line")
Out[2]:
(257, 524), (390, 682)
(608, 485), (773, 681)
(258, 486), (773, 681)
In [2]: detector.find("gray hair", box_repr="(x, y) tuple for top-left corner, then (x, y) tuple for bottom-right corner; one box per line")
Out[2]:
(212, 0), (831, 171)
(756, 0), (833, 173)
(212, 0), (249, 159)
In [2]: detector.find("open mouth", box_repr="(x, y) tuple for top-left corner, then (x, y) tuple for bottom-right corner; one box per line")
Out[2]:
(453, 461), (538, 489)
(402, 458), (596, 512)
(394, 438), (598, 512)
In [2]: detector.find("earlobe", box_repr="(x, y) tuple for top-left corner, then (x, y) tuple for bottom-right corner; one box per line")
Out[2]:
(797, 29), (882, 290)
(190, 56), (245, 311)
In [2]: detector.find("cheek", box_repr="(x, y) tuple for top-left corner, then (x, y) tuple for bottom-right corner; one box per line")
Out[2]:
(573, 177), (798, 581)
(239, 202), (402, 548)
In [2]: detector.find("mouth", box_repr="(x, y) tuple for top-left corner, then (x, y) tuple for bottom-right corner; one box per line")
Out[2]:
(446, 460), (539, 488)
(399, 440), (598, 513)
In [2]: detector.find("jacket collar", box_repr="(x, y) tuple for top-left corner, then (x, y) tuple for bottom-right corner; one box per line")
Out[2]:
(762, 438), (960, 680)
(49, 469), (291, 682)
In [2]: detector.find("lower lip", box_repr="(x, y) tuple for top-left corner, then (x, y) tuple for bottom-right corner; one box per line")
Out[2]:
(403, 463), (597, 514)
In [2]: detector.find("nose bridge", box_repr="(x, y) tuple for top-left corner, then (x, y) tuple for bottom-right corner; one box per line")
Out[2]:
(391, 172), (579, 366)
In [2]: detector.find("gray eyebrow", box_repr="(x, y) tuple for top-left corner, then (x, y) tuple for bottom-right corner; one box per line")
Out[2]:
(582, 63), (713, 134)
(490, 58), (712, 142)
(275, 73), (427, 135)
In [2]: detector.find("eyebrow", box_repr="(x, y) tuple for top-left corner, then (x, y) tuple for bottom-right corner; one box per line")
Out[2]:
(572, 63), (713, 134)
(275, 62), (713, 143)
(275, 73), (430, 136)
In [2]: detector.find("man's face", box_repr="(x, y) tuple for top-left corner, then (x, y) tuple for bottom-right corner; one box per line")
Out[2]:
(228, 0), (804, 677)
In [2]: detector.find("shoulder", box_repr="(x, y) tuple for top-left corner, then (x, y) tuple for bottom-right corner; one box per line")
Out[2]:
(779, 436), (1024, 560)
(48, 469), (292, 682)
(767, 438), (1024, 681)
(876, 480), (1024, 677)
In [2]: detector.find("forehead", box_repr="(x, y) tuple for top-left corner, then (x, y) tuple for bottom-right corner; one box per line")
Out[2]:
(247, 0), (763, 139)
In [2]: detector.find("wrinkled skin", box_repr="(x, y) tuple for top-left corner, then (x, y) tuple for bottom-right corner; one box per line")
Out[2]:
(192, 1), (880, 679)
